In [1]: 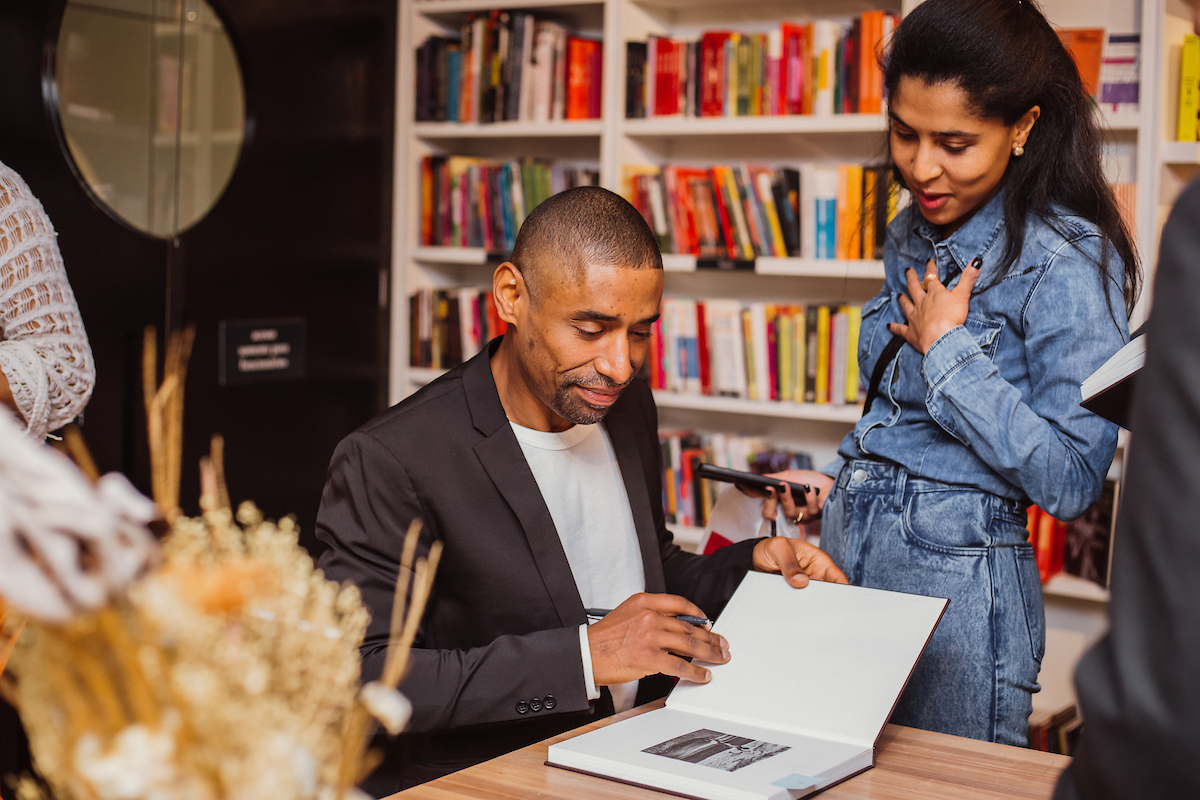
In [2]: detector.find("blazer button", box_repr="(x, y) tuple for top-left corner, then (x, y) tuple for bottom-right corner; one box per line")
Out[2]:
(516, 700), (529, 714)
(543, 694), (557, 710)
(530, 697), (543, 712)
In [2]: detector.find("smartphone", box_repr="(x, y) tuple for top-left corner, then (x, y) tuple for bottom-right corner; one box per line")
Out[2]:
(694, 463), (809, 500)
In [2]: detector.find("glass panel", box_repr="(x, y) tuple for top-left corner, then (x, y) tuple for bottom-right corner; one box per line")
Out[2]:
(55, 0), (245, 238)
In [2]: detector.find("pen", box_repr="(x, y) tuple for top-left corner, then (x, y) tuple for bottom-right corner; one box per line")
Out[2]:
(584, 608), (712, 628)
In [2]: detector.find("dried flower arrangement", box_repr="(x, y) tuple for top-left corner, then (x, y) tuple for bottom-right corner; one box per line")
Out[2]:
(0, 327), (439, 800)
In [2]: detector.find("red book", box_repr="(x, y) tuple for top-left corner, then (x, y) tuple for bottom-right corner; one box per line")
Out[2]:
(670, 166), (708, 254)
(649, 317), (664, 389)
(766, 305), (779, 400)
(700, 32), (732, 116)
(586, 39), (603, 118)
(696, 301), (712, 395)
(1035, 508), (1057, 582)
(420, 156), (434, 245)
(565, 37), (592, 119)
(654, 37), (681, 115)
(477, 165), (494, 252)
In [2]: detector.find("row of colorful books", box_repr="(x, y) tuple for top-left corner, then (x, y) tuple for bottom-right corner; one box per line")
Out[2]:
(650, 299), (863, 406)
(623, 162), (900, 261)
(415, 11), (602, 124)
(409, 288), (506, 370)
(625, 12), (899, 119)
(418, 156), (598, 251)
(660, 431), (813, 529)
(1027, 479), (1119, 588)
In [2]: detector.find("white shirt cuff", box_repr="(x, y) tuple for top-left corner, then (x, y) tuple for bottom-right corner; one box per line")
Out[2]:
(579, 623), (601, 701)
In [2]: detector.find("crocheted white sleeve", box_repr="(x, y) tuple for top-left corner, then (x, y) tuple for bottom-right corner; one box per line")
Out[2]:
(0, 161), (95, 440)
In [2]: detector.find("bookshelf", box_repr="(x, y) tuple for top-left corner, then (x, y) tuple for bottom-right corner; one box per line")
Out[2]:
(396, 0), (1187, 723)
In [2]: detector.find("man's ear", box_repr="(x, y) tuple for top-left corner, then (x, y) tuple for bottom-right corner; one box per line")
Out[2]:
(492, 261), (526, 326)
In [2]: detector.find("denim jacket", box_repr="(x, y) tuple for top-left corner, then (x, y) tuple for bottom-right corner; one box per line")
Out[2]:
(830, 190), (1128, 520)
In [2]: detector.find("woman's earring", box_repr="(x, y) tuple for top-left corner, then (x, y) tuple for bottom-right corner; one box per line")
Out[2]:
(1012, 143), (1025, 157)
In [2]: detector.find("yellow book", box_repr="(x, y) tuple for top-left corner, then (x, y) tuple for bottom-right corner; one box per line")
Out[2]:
(836, 164), (864, 260)
(1180, 35), (1200, 142)
(862, 169), (877, 260)
(844, 305), (862, 404)
(778, 310), (792, 402)
(755, 169), (789, 256)
(741, 306), (758, 400)
(792, 306), (807, 403)
(815, 305), (831, 404)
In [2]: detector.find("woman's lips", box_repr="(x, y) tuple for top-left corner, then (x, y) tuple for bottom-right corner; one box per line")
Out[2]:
(917, 191), (949, 211)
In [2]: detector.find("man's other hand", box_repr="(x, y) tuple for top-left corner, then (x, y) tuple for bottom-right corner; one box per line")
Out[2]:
(587, 593), (729, 686)
(752, 537), (848, 587)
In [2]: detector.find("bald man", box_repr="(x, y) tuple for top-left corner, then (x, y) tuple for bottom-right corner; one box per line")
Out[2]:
(315, 187), (844, 795)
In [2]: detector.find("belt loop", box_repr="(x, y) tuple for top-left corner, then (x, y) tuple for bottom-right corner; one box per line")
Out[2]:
(893, 468), (907, 512)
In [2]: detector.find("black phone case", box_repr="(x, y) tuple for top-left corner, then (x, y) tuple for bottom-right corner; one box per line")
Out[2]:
(694, 463), (809, 499)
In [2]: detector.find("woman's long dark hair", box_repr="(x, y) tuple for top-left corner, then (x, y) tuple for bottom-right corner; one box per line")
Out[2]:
(883, 0), (1140, 316)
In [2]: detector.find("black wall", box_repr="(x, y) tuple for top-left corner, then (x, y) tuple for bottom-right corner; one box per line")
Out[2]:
(0, 1), (395, 793)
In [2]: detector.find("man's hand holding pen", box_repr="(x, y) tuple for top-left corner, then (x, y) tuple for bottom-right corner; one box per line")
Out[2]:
(586, 593), (729, 686)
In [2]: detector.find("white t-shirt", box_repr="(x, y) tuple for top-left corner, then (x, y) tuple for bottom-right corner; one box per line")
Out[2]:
(510, 420), (645, 712)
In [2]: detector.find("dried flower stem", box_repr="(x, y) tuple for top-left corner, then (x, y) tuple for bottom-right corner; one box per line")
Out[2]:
(61, 423), (100, 484)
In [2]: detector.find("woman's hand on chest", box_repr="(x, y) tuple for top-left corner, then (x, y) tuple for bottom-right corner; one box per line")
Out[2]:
(890, 257), (982, 353)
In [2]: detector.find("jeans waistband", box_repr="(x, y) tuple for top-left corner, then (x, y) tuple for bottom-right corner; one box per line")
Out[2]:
(837, 459), (1026, 517)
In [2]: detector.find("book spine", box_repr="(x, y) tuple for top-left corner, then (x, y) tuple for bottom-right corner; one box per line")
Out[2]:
(1180, 34), (1200, 141)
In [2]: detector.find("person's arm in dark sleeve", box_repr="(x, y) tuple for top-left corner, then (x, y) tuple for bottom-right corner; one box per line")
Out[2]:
(315, 431), (591, 734)
(1055, 178), (1200, 799)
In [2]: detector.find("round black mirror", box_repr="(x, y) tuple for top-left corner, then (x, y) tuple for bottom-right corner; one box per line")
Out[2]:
(53, 0), (245, 238)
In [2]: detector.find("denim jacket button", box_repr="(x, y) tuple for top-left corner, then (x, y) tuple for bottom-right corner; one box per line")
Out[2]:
(852, 468), (869, 483)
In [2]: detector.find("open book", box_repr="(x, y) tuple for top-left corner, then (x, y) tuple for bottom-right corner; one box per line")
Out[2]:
(548, 574), (947, 800)
(1081, 332), (1146, 428)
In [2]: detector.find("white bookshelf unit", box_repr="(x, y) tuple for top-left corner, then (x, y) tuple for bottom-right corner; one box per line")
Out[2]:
(395, 0), (1188, 728)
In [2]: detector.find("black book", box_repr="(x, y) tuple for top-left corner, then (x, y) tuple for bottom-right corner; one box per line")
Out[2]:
(1081, 329), (1146, 429)
(626, 41), (647, 118)
(772, 167), (801, 257)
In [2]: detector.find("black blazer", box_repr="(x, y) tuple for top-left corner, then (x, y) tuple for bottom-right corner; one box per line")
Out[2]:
(1054, 180), (1200, 798)
(315, 340), (756, 795)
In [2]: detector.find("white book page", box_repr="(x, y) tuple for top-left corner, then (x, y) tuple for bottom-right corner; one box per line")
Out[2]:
(549, 708), (870, 800)
(1081, 335), (1146, 398)
(669, 574), (946, 748)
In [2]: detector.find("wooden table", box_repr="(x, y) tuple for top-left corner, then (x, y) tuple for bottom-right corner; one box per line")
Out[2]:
(391, 701), (1071, 800)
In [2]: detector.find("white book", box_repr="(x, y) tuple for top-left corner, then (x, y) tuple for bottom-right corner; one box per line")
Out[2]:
(830, 308), (848, 406)
(1081, 333), (1145, 400)
(549, 575), (947, 800)
(798, 164), (817, 260)
(519, 13), (536, 121)
(749, 303), (770, 402)
(705, 299), (745, 398)
(532, 23), (556, 122)
(812, 21), (837, 117)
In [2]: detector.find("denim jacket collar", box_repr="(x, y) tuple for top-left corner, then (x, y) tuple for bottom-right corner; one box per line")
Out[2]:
(907, 188), (1008, 284)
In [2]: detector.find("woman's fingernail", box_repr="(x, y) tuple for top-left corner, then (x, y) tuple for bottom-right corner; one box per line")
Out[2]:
(970, 257), (983, 270)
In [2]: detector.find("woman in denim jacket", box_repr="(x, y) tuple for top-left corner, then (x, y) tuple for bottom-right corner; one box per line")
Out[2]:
(766, 0), (1140, 746)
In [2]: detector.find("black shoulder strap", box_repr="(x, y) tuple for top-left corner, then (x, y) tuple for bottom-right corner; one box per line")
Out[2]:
(862, 334), (905, 417)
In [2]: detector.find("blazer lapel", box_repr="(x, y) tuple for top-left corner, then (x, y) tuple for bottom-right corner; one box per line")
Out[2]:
(604, 412), (667, 594)
(464, 342), (584, 627)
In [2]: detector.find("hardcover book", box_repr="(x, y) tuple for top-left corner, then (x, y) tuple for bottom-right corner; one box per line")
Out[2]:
(548, 575), (947, 800)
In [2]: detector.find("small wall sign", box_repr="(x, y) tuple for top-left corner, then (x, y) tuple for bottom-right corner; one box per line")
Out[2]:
(218, 317), (306, 386)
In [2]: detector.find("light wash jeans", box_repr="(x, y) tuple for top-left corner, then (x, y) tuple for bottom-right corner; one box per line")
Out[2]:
(821, 459), (1044, 746)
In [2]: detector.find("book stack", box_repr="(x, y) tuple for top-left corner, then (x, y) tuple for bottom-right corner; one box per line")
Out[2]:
(1028, 704), (1081, 756)
(624, 163), (899, 261)
(1026, 479), (1119, 588)
(419, 155), (599, 251)
(624, 12), (899, 119)
(660, 431), (813, 529)
(409, 288), (507, 369)
(415, 11), (602, 124)
(649, 298), (864, 407)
